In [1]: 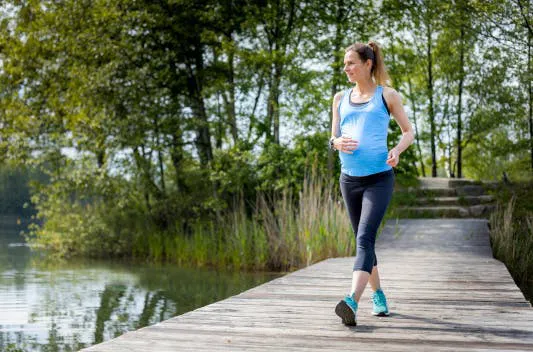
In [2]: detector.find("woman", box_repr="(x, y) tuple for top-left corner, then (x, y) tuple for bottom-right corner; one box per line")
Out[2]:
(329, 41), (414, 326)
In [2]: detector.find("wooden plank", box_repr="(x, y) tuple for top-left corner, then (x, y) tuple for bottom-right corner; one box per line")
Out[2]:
(82, 219), (533, 351)
(236, 292), (529, 304)
(200, 299), (533, 313)
(189, 305), (533, 322)
(85, 328), (533, 352)
(128, 323), (533, 345)
(83, 334), (528, 352)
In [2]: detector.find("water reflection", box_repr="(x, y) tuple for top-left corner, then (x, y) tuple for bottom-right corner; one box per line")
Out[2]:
(0, 216), (281, 351)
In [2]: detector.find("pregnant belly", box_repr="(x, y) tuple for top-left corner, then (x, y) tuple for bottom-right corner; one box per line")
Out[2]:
(341, 146), (388, 165)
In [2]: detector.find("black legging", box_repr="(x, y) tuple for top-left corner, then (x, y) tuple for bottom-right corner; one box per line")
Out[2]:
(339, 169), (394, 274)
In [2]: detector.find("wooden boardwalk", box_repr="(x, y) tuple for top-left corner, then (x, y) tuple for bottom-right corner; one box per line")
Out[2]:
(84, 219), (533, 351)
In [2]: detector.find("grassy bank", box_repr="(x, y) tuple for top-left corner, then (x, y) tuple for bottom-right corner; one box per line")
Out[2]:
(488, 181), (533, 303)
(133, 178), (354, 271)
(28, 170), (358, 271)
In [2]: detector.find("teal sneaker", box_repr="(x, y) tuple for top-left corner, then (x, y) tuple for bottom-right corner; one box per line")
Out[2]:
(335, 294), (358, 326)
(372, 288), (390, 316)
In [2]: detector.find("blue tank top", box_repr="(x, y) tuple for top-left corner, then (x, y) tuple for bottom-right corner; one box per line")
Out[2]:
(338, 85), (392, 176)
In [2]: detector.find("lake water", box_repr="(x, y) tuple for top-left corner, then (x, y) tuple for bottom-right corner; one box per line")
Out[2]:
(0, 216), (281, 351)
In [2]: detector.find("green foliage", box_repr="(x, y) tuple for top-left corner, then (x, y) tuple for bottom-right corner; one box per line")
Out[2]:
(210, 142), (259, 203)
(257, 131), (335, 194)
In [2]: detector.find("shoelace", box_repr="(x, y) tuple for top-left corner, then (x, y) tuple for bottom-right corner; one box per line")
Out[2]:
(372, 291), (386, 306)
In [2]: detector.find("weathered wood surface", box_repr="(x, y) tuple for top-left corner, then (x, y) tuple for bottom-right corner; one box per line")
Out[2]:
(83, 219), (533, 351)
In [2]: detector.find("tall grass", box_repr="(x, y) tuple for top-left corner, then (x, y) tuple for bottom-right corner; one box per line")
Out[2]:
(28, 165), (422, 273)
(489, 191), (533, 302)
(129, 168), (354, 271)
(254, 167), (354, 270)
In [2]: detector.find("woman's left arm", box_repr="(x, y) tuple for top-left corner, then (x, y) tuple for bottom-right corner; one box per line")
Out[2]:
(384, 87), (415, 167)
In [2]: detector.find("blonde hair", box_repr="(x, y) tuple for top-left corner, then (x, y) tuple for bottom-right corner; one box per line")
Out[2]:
(345, 41), (391, 86)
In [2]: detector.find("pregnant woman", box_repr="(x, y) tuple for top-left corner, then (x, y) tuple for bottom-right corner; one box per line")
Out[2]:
(329, 41), (414, 326)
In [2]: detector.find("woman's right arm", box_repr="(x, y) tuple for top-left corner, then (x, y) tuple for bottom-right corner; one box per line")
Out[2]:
(331, 92), (343, 140)
(331, 92), (358, 154)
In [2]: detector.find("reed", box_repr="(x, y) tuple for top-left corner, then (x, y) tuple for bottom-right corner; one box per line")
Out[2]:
(489, 193), (533, 300)
(252, 167), (354, 270)
(136, 167), (355, 271)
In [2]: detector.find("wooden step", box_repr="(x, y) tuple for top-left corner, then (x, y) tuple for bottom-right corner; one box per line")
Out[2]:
(399, 204), (496, 218)
(414, 195), (495, 206)
(408, 187), (457, 197)
(418, 177), (482, 189)
(407, 185), (488, 198)
(418, 177), (453, 189)
(448, 178), (483, 187)
(456, 185), (486, 196)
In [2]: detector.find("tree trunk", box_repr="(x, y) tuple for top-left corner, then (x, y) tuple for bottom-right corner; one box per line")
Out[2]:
(408, 79), (426, 177)
(96, 148), (105, 169)
(170, 128), (186, 193)
(264, 0), (296, 145)
(528, 3), (533, 172)
(133, 145), (162, 212)
(446, 104), (454, 178)
(426, 16), (437, 177)
(265, 41), (275, 142)
(530, 27), (533, 172)
(215, 90), (223, 149)
(440, 87), (452, 177)
(151, 116), (166, 196)
(157, 141), (166, 196)
(227, 41), (238, 145)
(272, 61), (283, 144)
(186, 45), (213, 166)
(247, 71), (265, 142)
(457, 27), (465, 178)
(221, 32), (238, 146)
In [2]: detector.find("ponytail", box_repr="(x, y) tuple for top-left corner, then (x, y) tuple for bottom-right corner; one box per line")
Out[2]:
(345, 41), (391, 86)
(367, 41), (391, 86)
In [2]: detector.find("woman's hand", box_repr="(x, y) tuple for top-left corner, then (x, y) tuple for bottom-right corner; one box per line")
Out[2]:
(334, 135), (359, 154)
(386, 148), (400, 167)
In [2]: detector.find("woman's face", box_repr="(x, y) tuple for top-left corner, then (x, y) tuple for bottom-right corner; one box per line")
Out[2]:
(343, 51), (371, 83)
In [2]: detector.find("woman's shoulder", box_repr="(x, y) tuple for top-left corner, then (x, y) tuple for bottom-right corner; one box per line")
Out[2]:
(382, 86), (398, 96)
(333, 90), (346, 104)
(334, 90), (346, 99)
(382, 86), (402, 106)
